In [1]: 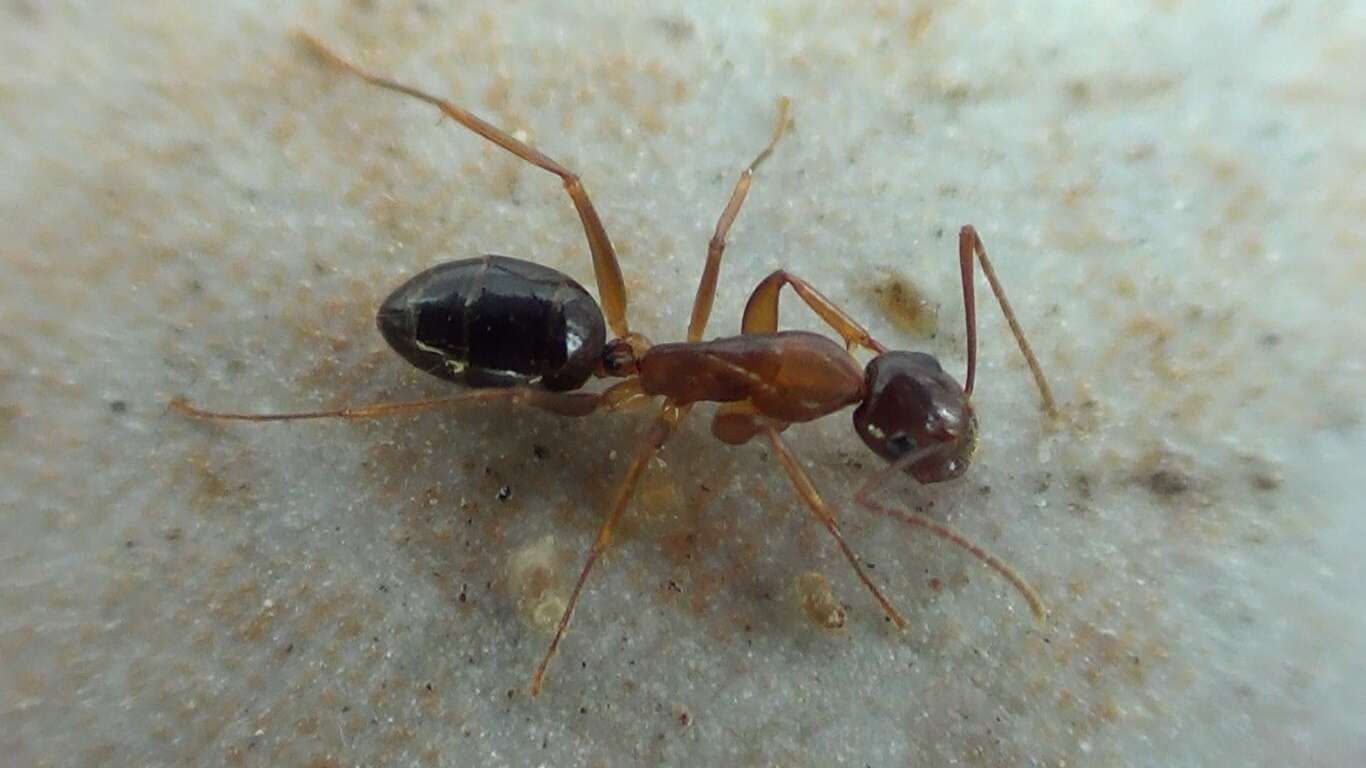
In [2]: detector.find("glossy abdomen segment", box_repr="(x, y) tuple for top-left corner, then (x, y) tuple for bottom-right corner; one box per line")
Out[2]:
(639, 331), (865, 423)
(376, 255), (606, 391)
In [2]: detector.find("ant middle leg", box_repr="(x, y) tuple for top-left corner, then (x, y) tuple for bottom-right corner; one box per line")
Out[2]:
(761, 426), (908, 630)
(958, 225), (1058, 418)
(170, 378), (648, 423)
(295, 32), (633, 340)
(686, 98), (791, 342)
(530, 402), (689, 695)
(742, 270), (888, 354)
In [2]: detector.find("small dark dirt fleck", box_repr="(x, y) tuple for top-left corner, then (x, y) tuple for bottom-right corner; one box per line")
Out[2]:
(497, 485), (513, 502)
(678, 710), (691, 727)
(109, 400), (127, 413)
(1073, 473), (1094, 501)
(1146, 469), (1192, 497)
(1251, 471), (1282, 492)
(532, 444), (548, 461)
(654, 16), (695, 42)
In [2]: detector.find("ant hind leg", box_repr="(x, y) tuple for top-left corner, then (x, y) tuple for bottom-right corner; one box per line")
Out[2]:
(295, 31), (633, 339)
(529, 403), (688, 695)
(170, 378), (647, 423)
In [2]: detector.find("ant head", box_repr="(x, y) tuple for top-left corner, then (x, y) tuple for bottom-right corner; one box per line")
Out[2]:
(852, 351), (977, 484)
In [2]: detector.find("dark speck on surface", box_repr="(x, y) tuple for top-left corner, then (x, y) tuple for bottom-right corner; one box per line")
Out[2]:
(1251, 471), (1282, 492)
(1146, 469), (1193, 497)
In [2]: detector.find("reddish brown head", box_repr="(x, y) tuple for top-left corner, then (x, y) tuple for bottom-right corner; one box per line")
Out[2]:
(852, 351), (978, 484)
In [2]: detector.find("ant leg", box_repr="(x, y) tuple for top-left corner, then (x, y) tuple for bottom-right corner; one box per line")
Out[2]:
(958, 226), (1058, 419)
(761, 426), (907, 630)
(169, 378), (647, 422)
(853, 444), (1046, 620)
(530, 403), (689, 695)
(296, 32), (632, 339)
(686, 98), (791, 342)
(741, 270), (888, 354)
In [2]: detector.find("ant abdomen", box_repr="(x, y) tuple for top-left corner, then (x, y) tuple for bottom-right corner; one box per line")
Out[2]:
(377, 255), (607, 391)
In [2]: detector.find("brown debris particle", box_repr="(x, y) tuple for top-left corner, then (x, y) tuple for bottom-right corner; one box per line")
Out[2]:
(797, 571), (847, 630)
(867, 269), (938, 337)
(506, 535), (567, 631)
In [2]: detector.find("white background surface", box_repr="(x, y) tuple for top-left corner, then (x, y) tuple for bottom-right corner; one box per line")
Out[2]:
(3, 1), (1364, 765)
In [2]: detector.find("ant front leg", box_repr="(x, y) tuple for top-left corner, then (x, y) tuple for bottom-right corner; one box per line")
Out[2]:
(741, 270), (887, 355)
(761, 426), (908, 630)
(958, 226), (1058, 419)
(296, 32), (633, 340)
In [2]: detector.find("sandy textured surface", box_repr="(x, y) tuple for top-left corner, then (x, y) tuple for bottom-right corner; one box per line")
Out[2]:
(3, 1), (1364, 765)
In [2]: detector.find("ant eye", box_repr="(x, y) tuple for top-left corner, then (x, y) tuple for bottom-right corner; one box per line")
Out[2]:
(887, 433), (918, 456)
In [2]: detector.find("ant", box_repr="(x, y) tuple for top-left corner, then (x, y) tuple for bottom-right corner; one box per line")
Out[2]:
(171, 33), (1061, 697)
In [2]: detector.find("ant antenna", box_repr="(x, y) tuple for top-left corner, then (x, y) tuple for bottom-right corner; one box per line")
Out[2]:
(855, 444), (1047, 621)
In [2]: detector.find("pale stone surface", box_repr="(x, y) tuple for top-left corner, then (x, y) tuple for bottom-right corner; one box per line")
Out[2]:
(3, 1), (1363, 765)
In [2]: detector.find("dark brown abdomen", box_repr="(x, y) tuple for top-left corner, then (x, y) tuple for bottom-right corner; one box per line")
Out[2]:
(376, 255), (606, 391)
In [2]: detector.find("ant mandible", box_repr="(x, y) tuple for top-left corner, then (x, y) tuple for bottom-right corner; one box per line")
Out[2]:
(171, 33), (1061, 697)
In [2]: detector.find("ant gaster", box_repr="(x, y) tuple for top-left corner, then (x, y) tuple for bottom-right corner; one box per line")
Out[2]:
(172, 33), (1061, 697)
